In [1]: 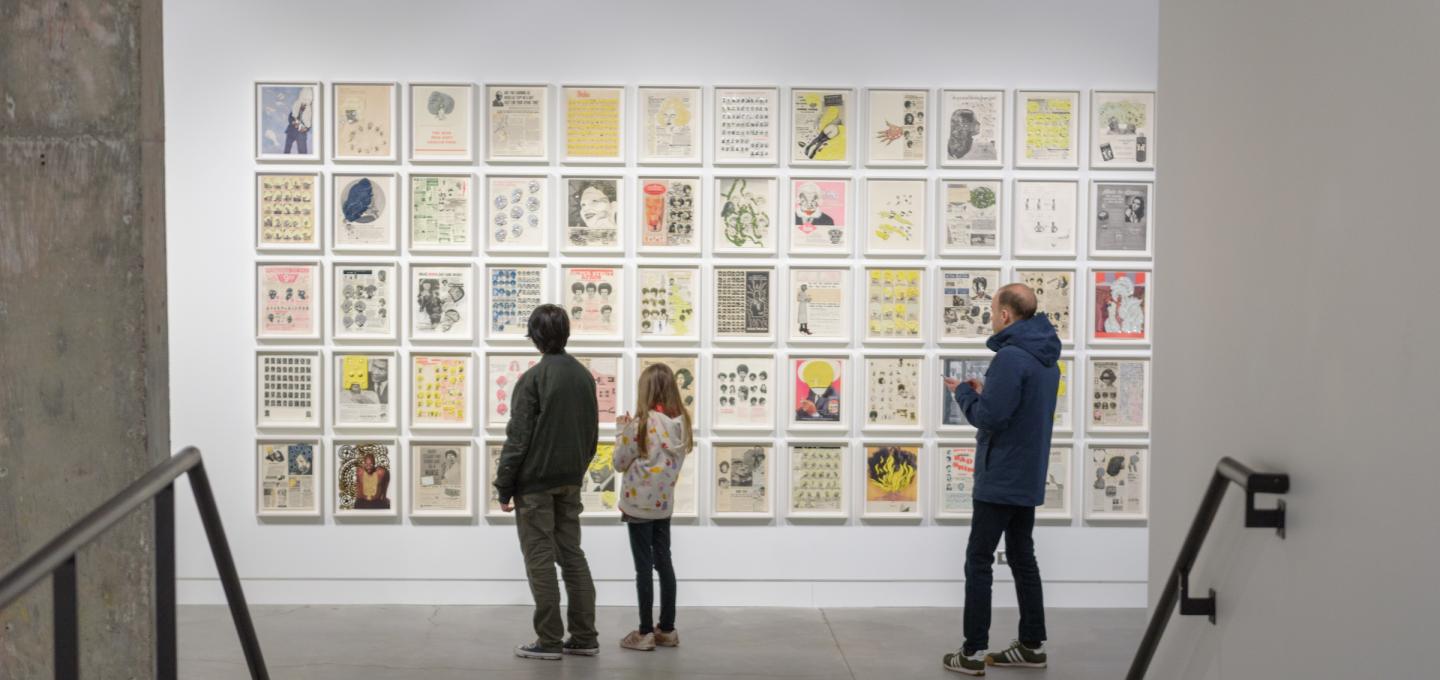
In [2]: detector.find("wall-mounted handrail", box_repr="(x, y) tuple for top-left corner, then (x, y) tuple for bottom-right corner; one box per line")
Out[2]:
(0, 447), (269, 679)
(1126, 456), (1289, 680)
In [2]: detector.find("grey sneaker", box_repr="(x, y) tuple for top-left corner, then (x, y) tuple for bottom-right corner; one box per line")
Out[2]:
(986, 640), (1047, 668)
(621, 630), (656, 651)
(514, 641), (562, 660)
(942, 648), (987, 675)
(563, 638), (600, 656)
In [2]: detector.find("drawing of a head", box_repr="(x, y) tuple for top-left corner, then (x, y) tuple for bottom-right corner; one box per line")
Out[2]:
(797, 182), (823, 216)
(572, 180), (617, 230)
(948, 109), (980, 159)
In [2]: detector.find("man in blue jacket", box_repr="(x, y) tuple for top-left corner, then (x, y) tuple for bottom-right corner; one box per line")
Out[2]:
(940, 283), (1061, 676)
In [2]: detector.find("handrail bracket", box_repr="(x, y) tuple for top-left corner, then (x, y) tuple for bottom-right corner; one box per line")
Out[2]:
(1246, 493), (1287, 539)
(1177, 567), (1216, 624)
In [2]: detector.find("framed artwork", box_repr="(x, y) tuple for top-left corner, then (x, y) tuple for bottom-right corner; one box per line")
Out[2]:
(255, 81), (321, 162)
(670, 443), (701, 519)
(862, 355), (925, 432)
(409, 82), (475, 162)
(486, 84), (550, 163)
(410, 353), (473, 431)
(1054, 358), (1074, 433)
(484, 442), (506, 517)
(409, 441), (473, 518)
(1014, 267), (1076, 345)
(789, 177), (851, 255)
(408, 173), (473, 253)
(1084, 443), (1148, 521)
(865, 178), (927, 256)
(332, 173), (398, 252)
(333, 352), (398, 430)
(333, 262), (398, 342)
(562, 176), (623, 253)
(790, 88), (852, 166)
(935, 443), (976, 520)
(257, 440), (322, 517)
(486, 175), (549, 254)
(1088, 356), (1151, 434)
(1015, 90), (1080, 169)
(788, 267), (851, 344)
(582, 442), (621, 517)
(256, 351), (322, 430)
(256, 261), (321, 341)
(332, 82), (398, 163)
(864, 267), (925, 344)
(637, 266), (700, 343)
(1091, 91), (1155, 170)
(789, 355), (847, 431)
(712, 267), (775, 343)
(333, 440), (399, 518)
(484, 264), (547, 341)
(1091, 269), (1152, 346)
(713, 177), (777, 255)
(636, 177), (701, 254)
(1013, 180), (1079, 257)
(939, 355), (991, 432)
(939, 89), (1004, 168)
(937, 179), (1002, 257)
(562, 265), (624, 340)
(714, 86), (779, 165)
(638, 355), (700, 419)
(938, 267), (1002, 344)
(787, 442), (848, 519)
(485, 353), (539, 429)
(865, 88), (928, 167)
(1039, 443), (1073, 520)
(863, 443), (922, 518)
(637, 86), (703, 165)
(1090, 181), (1153, 258)
(255, 172), (321, 251)
(711, 354), (777, 432)
(573, 353), (622, 430)
(711, 442), (774, 517)
(562, 85), (625, 164)
(411, 263), (475, 342)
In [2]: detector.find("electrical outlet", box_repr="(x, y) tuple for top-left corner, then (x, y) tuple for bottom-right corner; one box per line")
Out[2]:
(996, 551), (1008, 565)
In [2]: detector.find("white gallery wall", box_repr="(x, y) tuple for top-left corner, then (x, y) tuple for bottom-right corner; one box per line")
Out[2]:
(165, 0), (1158, 607)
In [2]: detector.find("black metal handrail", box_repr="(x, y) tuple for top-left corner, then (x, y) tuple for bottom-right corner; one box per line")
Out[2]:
(1127, 456), (1289, 679)
(0, 447), (269, 679)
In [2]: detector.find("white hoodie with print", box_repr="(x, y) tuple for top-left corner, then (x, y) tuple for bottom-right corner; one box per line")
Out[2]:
(612, 410), (691, 520)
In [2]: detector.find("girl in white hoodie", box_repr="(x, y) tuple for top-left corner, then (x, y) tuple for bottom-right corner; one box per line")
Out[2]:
(613, 363), (694, 651)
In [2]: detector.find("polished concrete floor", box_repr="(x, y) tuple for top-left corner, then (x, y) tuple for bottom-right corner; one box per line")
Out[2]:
(179, 605), (1145, 679)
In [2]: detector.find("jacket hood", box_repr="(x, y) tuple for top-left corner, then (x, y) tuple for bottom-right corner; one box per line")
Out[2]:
(987, 314), (1062, 367)
(645, 410), (688, 443)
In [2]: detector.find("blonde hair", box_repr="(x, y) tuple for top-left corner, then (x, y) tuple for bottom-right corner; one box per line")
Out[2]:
(634, 363), (694, 452)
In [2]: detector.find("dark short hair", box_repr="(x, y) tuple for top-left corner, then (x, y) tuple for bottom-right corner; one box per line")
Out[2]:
(996, 283), (1038, 320)
(526, 304), (570, 354)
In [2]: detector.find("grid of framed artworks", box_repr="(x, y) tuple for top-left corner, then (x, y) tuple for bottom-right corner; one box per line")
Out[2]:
(252, 82), (1154, 524)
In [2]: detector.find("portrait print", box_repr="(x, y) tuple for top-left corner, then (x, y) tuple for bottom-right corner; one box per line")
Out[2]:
(256, 82), (320, 161)
(790, 178), (849, 253)
(792, 358), (844, 425)
(564, 177), (621, 251)
(336, 441), (394, 513)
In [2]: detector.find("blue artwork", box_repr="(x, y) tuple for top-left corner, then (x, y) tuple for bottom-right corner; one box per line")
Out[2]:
(341, 178), (381, 224)
(287, 443), (314, 476)
(258, 84), (316, 156)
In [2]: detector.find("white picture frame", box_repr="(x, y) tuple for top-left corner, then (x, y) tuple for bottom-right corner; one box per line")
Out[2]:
(408, 82), (476, 163)
(332, 262), (399, 343)
(1015, 89), (1080, 169)
(485, 174), (550, 255)
(408, 440), (475, 518)
(255, 350), (323, 430)
(331, 81), (399, 163)
(788, 176), (852, 256)
(1087, 355), (1152, 435)
(635, 176), (703, 255)
(938, 88), (1005, 169)
(862, 266), (926, 345)
(333, 439), (401, 518)
(255, 261), (322, 342)
(636, 85), (704, 165)
(410, 262), (476, 343)
(710, 353), (778, 433)
(1083, 441), (1149, 522)
(1038, 442), (1075, 520)
(861, 441), (924, 520)
(561, 84), (626, 165)
(561, 264), (626, 342)
(713, 176), (779, 255)
(483, 263), (549, 343)
(936, 266), (1004, 345)
(255, 81), (322, 163)
(934, 441), (977, 521)
(636, 266), (702, 344)
(787, 266), (852, 345)
(787, 353), (849, 433)
(256, 439), (323, 518)
(255, 171), (323, 252)
(864, 87), (929, 168)
(1089, 180), (1154, 259)
(1012, 266), (1077, 346)
(332, 172), (399, 253)
(484, 353), (540, 430)
(710, 441), (776, 519)
(786, 441), (850, 520)
(713, 85), (780, 166)
(407, 172), (474, 253)
(711, 266), (777, 344)
(572, 352), (625, 432)
(1088, 268), (1153, 347)
(485, 83), (551, 164)
(560, 175), (625, 254)
(790, 87), (854, 167)
(332, 351), (400, 431)
(410, 352), (475, 432)
(1012, 179), (1080, 258)
(860, 354), (927, 434)
(1090, 90), (1156, 170)
(864, 177), (928, 257)
(936, 178), (1003, 258)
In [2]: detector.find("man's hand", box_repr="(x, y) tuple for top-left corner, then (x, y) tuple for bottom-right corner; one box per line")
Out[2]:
(500, 501), (515, 513)
(965, 378), (984, 394)
(943, 376), (961, 393)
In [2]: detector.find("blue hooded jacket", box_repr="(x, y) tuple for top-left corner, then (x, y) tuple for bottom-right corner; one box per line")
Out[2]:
(952, 314), (1062, 507)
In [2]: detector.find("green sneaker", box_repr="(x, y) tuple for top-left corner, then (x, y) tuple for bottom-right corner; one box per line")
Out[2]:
(986, 640), (1047, 668)
(942, 648), (988, 675)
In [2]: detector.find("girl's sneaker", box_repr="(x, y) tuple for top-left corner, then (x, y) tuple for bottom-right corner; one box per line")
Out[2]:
(653, 628), (680, 647)
(621, 630), (656, 651)
(986, 640), (1047, 668)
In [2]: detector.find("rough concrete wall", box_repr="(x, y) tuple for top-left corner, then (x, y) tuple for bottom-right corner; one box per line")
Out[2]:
(0, 0), (167, 677)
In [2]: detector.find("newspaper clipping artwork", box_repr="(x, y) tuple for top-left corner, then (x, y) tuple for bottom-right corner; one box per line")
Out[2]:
(790, 268), (847, 340)
(1091, 359), (1148, 429)
(792, 89), (848, 164)
(713, 356), (773, 429)
(868, 89), (926, 164)
(488, 85), (547, 160)
(411, 355), (468, 427)
(336, 441), (393, 512)
(1092, 91), (1154, 168)
(334, 83), (393, 160)
(256, 82), (319, 161)
(564, 86), (623, 161)
(792, 357), (843, 424)
(1055, 359), (1073, 431)
(1019, 91), (1077, 165)
(1094, 271), (1148, 341)
(575, 355), (620, 427)
(486, 265), (542, 338)
(640, 178), (699, 251)
(1042, 445), (1071, 516)
(866, 269), (923, 340)
(335, 174), (394, 248)
(258, 353), (318, 426)
(1088, 445), (1146, 518)
(582, 443), (619, 515)
(413, 443), (467, 512)
(565, 177), (621, 250)
(1015, 181), (1077, 254)
(790, 445), (844, 514)
(940, 268), (999, 341)
(337, 355), (392, 425)
(564, 267), (622, 336)
(410, 174), (471, 248)
(638, 267), (698, 339)
(258, 264), (316, 337)
(411, 84), (471, 160)
(715, 268), (771, 338)
(489, 176), (546, 250)
(791, 178), (848, 251)
(867, 179), (925, 253)
(866, 357), (921, 428)
(257, 173), (318, 247)
(487, 354), (538, 426)
(940, 445), (976, 516)
(865, 445), (920, 515)
(716, 177), (775, 251)
(941, 180), (1000, 252)
(941, 90), (1002, 165)
(941, 357), (991, 427)
(412, 266), (470, 339)
(1093, 182), (1151, 253)
(639, 356), (698, 413)
(714, 444), (770, 514)
(640, 87), (700, 161)
(1017, 269), (1073, 341)
(336, 265), (393, 338)
(715, 87), (777, 163)
(259, 442), (316, 513)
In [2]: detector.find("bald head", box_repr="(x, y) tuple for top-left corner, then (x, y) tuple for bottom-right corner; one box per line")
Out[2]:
(991, 283), (1038, 333)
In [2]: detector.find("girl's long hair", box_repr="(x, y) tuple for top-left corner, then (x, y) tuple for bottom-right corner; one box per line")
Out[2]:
(634, 363), (694, 453)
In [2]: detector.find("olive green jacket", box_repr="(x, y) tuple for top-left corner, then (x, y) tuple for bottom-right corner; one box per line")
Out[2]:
(493, 352), (599, 504)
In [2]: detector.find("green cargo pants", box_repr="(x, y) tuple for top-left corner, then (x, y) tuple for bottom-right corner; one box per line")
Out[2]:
(515, 485), (597, 648)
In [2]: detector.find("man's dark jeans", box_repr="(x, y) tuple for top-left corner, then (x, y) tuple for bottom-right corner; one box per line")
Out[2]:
(626, 518), (676, 634)
(964, 499), (1047, 652)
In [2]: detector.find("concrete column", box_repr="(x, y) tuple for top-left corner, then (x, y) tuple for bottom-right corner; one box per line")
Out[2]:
(0, 0), (168, 677)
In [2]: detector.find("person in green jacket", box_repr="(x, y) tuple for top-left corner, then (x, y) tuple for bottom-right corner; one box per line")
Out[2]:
(494, 304), (601, 661)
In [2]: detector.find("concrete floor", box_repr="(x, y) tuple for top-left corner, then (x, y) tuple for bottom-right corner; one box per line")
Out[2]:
(180, 605), (1145, 679)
